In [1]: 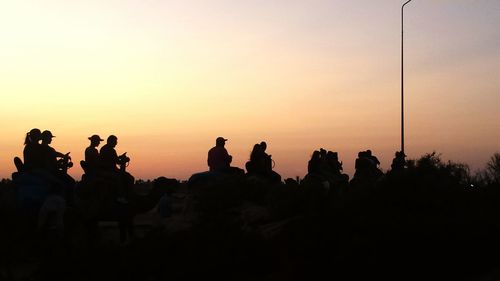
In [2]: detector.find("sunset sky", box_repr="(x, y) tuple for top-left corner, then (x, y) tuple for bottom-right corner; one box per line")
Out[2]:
(1, 0), (499, 180)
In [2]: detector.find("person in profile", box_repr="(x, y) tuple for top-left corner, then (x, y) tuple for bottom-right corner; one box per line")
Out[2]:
(83, 134), (104, 176)
(40, 130), (69, 173)
(100, 135), (134, 203)
(246, 143), (263, 175)
(100, 135), (120, 173)
(259, 141), (273, 172)
(259, 141), (281, 183)
(23, 128), (43, 171)
(207, 137), (243, 174)
(39, 130), (75, 201)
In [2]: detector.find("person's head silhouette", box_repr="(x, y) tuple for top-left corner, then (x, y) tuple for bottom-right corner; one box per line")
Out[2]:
(25, 128), (41, 145)
(216, 137), (227, 147)
(260, 141), (267, 152)
(41, 130), (55, 145)
(107, 135), (118, 147)
(88, 135), (104, 147)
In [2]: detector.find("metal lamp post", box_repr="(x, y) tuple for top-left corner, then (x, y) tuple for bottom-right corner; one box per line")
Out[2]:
(401, 0), (413, 155)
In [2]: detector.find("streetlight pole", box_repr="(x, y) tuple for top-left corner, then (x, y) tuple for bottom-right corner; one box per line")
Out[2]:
(401, 0), (413, 155)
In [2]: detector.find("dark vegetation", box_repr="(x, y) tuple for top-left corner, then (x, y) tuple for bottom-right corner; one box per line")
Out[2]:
(1, 152), (500, 281)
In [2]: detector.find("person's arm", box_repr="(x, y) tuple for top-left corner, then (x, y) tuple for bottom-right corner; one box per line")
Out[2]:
(223, 149), (232, 165)
(54, 151), (66, 158)
(112, 150), (119, 167)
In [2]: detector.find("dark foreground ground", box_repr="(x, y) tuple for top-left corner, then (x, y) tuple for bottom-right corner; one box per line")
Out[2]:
(2, 154), (500, 281)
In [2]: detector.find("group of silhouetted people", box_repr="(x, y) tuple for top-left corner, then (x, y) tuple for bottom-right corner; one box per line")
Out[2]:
(81, 134), (134, 203)
(205, 137), (282, 183)
(306, 148), (349, 184)
(19, 128), (75, 201)
(353, 150), (384, 181)
(205, 137), (408, 184)
(16, 129), (136, 204)
(246, 141), (281, 184)
(18, 131), (407, 193)
(22, 128), (71, 173)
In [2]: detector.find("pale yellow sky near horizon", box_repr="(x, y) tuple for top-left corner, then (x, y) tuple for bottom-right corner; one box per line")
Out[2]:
(1, 0), (499, 180)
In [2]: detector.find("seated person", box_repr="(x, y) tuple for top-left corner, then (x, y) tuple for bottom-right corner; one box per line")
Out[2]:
(82, 134), (104, 176)
(207, 137), (243, 175)
(246, 141), (281, 183)
(39, 130), (75, 202)
(23, 128), (43, 172)
(100, 135), (134, 203)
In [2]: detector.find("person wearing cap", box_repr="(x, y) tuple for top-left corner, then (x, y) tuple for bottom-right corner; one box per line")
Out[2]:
(84, 134), (104, 176)
(207, 137), (233, 172)
(40, 130), (68, 172)
(39, 130), (75, 202)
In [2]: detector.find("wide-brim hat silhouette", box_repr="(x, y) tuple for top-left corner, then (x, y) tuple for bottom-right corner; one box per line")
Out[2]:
(89, 135), (104, 141)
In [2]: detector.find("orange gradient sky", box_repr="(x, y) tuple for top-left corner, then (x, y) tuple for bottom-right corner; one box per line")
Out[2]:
(1, 0), (499, 180)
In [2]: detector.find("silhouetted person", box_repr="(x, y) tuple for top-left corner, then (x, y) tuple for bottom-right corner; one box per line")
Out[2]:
(326, 151), (342, 175)
(100, 135), (134, 203)
(308, 150), (322, 175)
(100, 135), (120, 173)
(324, 151), (349, 184)
(366, 149), (380, 167)
(354, 150), (383, 182)
(39, 130), (75, 202)
(40, 131), (67, 172)
(354, 151), (372, 179)
(208, 137), (232, 172)
(246, 141), (281, 183)
(391, 151), (407, 171)
(260, 141), (273, 173)
(207, 137), (244, 175)
(246, 143), (263, 174)
(23, 128), (43, 171)
(83, 134), (104, 176)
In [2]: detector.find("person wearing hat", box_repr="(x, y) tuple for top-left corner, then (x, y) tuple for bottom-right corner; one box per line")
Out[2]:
(40, 130), (68, 172)
(39, 130), (75, 202)
(84, 134), (104, 176)
(207, 137), (233, 172)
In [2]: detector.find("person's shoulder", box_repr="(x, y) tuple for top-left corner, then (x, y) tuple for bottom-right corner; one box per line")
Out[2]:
(100, 145), (109, 154)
